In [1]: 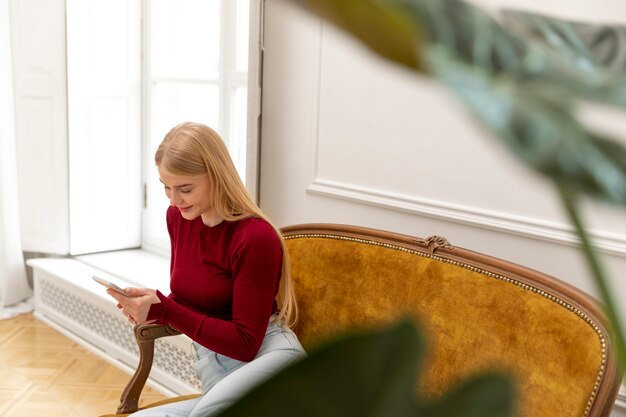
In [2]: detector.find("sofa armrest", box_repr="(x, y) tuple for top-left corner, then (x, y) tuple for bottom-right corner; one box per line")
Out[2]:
(117, 323), (182, 414)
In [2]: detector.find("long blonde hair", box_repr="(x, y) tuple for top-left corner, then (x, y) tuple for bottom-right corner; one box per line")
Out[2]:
(155, 121), (297, 327)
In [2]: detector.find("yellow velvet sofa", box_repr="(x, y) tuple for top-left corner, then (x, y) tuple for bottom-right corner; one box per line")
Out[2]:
(101, 223), (623, 417)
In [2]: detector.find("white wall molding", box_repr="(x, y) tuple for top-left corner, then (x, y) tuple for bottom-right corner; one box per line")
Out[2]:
(307, 178), (626, 258)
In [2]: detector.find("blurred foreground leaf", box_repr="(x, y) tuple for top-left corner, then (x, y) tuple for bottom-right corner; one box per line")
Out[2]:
(419, 373), (514, 417)
(426, 46), (626, 204)
(291, 0), (425, 71)
(502, 10), (626, 74)
(217, 320), (421, 417)
(216, 320), (514, 417)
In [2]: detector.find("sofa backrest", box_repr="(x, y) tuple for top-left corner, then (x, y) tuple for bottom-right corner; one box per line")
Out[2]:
(281, 223), (622, 417)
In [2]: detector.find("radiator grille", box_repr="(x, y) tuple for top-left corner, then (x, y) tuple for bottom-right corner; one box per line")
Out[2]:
(154, 338), (200, 388)
(38, 277), (201, 391)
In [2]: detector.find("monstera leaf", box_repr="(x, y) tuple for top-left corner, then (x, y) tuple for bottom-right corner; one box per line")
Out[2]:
(216, 320), (514, 417)
(425, 46), (626, 204)
(502, 10), (626, 74)
(289, 0), (626, 367)
(500, 10), (626, 109)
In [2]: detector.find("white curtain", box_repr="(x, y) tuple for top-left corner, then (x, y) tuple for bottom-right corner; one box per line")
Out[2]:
(0, 0), (32, 313)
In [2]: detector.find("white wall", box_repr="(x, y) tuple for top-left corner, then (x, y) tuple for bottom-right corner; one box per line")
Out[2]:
(260, 0), (626, 412)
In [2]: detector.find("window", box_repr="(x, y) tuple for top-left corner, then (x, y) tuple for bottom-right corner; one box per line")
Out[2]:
(143, 0), (252, 253)
(62, 0), (257, 256)
(17, 0), (258, 257)
(66, 0), (142, 255)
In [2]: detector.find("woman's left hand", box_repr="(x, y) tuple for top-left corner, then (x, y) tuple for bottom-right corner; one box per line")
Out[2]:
(106, 287), (161, 325)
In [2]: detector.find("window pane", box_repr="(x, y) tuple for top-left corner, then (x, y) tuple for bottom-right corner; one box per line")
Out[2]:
(151, 81), (220, 142)
(149, 0), (221, 79)
(230, 86), (248, 178)
(84, 0), (130, 78)
(147, 178), (170, 245)
(235, 0), (249, 73)
(146, 81), (219, 246)
(144, 0), (254, 253)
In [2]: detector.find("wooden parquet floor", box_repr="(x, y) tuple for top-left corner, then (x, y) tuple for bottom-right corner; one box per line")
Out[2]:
(0, 313), (166, 417)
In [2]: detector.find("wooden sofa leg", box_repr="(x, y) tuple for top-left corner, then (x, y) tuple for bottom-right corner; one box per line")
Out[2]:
(117, 324), (181, 414)
(117, 338), (155, 414)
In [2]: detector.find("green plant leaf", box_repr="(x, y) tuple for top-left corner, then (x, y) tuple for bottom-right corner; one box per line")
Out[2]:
(419, 373), (516, 417)
(216, 320), (423, 417)
(290, 0), (425, 71)
(502, 10), (626, 74)
(501, 10), (626, 108)
(558, 185), (626, 370)
(425, 46), (626, 204)
(394, 0), (526, 75)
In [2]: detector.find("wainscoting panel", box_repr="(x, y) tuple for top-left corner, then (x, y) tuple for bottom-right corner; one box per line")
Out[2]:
(309, 21), (626, 259)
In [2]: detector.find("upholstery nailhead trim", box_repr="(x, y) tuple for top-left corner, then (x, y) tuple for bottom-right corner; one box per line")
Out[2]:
(285, 233), (607, 417)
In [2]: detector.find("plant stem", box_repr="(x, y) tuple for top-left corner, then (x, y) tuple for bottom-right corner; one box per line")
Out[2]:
(558, 184), (626, 371)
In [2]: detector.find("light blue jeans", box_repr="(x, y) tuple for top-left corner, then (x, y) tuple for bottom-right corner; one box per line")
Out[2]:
(130, 319), (306, 417)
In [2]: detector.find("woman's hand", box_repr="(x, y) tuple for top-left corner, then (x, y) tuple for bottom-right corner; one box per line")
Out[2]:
(106, 287), (161, 325)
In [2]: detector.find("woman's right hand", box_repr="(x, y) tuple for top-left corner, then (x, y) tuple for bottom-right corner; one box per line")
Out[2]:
(107, 287), (161, 325)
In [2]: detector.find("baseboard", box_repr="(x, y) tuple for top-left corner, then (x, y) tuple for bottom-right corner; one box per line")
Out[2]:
(27, 257), (202, 397)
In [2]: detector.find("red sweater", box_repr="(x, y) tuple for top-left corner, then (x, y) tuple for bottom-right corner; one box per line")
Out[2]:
(147, 206), (282, 361)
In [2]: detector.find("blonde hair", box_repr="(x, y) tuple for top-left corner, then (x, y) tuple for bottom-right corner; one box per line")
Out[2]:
(155, 122), (297, 327)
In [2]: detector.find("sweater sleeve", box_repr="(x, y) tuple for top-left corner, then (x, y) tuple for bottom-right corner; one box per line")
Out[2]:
(147, 220), (282, 362)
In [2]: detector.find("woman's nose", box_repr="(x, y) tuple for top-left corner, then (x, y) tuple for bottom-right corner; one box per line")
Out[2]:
(170, 192), (183, 206)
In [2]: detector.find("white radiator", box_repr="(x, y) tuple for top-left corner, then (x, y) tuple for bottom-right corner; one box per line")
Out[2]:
(27, 257), (201, 396)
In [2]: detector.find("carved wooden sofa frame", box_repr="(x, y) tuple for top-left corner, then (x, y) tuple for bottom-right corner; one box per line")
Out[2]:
(102, 224), (623, 417)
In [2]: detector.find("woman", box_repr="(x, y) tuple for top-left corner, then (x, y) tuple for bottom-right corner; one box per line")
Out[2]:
(107, 122), (306, 417)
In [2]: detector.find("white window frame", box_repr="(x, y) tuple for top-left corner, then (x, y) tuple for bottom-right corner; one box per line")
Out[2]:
(141, 0), (262, 255)
(66, 0), (143, 255)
